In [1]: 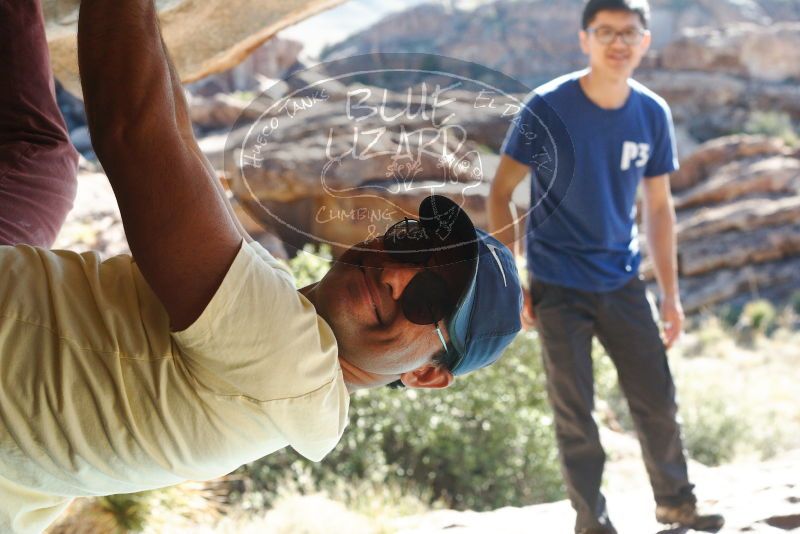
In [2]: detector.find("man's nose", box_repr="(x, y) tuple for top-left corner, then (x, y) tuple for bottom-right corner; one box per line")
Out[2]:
(379, 262), (421, 301)
(608, 33), (630, 47)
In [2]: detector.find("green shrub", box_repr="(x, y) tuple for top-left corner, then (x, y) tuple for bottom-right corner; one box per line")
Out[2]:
(679, 396), (746, 466)
(287, 244), (332, 287)
(96, 492), (151, 533)
(739, 299), (778, 334)
(743, 111), (799, 146)
(236, 331), (564, 512)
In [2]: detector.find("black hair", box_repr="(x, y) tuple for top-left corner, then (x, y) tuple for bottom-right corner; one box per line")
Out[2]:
(582, 0), (650, 29)
(386, 347), (456, 389)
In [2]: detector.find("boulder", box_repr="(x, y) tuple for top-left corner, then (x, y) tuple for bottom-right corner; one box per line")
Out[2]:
(678, 223), (800, 277)
(669, 135), (789, 191)
(673, 154), (799, 209)
(43, 0), (344, 96)
(740, 23), (800, 82)
(695, 0), (771, 26)
(661, 23), (800, 82)
(186, 37), (304, 97)
(636, 134), (800, 311)
(680, 256), (800, 312)
(676, 196), (800, 242)
(188, 93), (263, 132)
(661, 26), (751, 77)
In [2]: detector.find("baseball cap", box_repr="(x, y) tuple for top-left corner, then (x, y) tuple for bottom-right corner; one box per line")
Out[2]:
(415, 195), (523, 376)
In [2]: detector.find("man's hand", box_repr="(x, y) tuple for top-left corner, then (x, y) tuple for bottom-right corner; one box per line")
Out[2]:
(660, 296), (684, 349)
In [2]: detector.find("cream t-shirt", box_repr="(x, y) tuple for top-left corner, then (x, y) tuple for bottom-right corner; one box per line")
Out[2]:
(0, 240), (349, 533)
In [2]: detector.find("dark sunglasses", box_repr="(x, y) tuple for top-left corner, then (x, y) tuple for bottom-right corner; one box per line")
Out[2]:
(383, 218), (456, 352)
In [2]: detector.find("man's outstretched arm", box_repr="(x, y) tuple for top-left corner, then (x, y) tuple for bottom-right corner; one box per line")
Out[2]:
(159, 34), (254, 244)
(78, 0), (242, 330)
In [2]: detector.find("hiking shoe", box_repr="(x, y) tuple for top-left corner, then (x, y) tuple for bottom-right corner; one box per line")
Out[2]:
(656, 501), (725, 531)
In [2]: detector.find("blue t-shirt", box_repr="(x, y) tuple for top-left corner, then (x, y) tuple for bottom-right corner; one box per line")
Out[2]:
(501, 69), (679, 292)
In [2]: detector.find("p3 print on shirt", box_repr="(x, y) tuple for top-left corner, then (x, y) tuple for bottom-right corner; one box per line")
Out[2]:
(620, 141), (650, 171)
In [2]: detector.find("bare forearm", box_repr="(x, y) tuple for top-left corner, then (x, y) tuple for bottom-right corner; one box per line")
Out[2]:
(488, 188), (519, 255)
(489, 156), (530, 257)
(645, 205), (679, 300)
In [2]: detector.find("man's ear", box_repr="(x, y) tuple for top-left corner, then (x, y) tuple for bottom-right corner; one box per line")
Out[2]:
(579, 30), (590, 55)
(640, 30), (652, 54)
(400, 363), (454, 389)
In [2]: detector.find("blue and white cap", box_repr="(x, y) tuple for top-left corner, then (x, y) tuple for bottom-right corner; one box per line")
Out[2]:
(416, 195), (523, 376)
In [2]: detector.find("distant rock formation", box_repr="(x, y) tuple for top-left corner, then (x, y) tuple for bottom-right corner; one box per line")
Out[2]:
(186, 37), (305, 97)
(641, 135), (800, 312)
(319, 0), (800, 143)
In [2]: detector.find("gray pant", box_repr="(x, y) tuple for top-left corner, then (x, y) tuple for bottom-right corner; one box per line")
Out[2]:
(531, 276), (693, 532)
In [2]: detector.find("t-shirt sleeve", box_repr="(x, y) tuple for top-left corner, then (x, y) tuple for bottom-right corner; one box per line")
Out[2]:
(644, 100), (679, 178)
(171, 240), (348, 460)
(500, 94), (548, 168)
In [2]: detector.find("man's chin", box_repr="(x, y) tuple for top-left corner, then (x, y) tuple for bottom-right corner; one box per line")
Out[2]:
(337, 354), (399, 390)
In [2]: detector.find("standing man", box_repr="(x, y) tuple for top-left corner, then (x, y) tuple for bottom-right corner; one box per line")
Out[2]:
(489, 1), (723, 533)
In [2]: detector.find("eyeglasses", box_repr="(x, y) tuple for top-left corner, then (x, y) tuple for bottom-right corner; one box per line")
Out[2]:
(383, 218), (455, 353)
(587, 25), (646, 46)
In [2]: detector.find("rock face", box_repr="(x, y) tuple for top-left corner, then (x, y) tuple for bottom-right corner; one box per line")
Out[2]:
(639, 135), (800, 312)
(319, 0), (800, 143)
(639, 22), (800, 139)
(43, 0), (342, 96)
(322, 1), (586, 89)
(186, 37), (305, 97)
(661, 23), (800, 82)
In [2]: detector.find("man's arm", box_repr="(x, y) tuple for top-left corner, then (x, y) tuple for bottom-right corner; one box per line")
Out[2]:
(159, 35), (254, 244)
(489, 154), (535, 328)
(78, 0), (242, 330)
(642, 174), (683, 349)
(488, 154), (529, 256)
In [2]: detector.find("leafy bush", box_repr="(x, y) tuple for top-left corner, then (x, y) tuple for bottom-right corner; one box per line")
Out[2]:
(237, 331), (564, 511)
(287, 244), (332, 287)
(679, 395), (745, 466)
(739, 299), (778, 334)
(743, 111), (799, 146)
